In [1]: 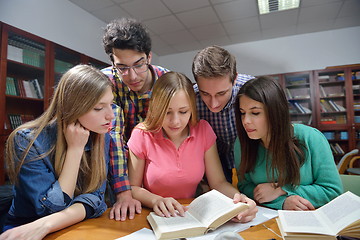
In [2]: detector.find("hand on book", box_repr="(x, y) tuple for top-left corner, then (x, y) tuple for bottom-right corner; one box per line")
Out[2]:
(253, 183), (286, 203)
(283, 195), (315, 210)
(231, 193), (257, 223)
(153, 197), (187, 218)
(110, 190), (142, 221)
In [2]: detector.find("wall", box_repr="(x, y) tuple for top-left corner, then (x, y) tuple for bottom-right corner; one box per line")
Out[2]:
(0, 0), (107, 64)
(0, 0), (161, 65)
(159, 26), (360, 80)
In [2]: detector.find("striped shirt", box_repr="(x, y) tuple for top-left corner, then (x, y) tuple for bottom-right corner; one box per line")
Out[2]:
(193, 73), (253, 175)
(102, 65), (169, 193)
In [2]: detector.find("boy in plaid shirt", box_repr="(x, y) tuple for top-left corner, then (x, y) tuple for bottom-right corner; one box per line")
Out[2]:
(102, 18), (169, 221)
(192, 46), (253, 184)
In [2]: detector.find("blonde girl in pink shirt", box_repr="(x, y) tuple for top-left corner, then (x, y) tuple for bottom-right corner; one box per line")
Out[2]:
(127, 72), (257, 222)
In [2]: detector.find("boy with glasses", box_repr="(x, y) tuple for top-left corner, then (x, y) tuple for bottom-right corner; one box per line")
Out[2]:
(101, 18), (169, 221)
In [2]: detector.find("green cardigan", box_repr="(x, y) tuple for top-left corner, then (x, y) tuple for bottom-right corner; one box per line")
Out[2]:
(236, 124), (343, 209)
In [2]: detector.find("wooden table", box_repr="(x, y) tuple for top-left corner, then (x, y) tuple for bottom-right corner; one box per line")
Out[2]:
(44, 200), (281, 240)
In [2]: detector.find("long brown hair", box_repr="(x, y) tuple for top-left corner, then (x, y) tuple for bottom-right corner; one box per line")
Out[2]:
(141, 71), (198, 131)
(234, 76), (305, 187)
(6, 64), (112, 194)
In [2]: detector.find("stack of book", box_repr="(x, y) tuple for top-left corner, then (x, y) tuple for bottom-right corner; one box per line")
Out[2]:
(322, 131), (335, 140)
(320, 99), (346, 113)
(7, 35), (45, 68)
(329, 143), (345, 155)
(8, 114), (35, 129)
(55, 59), (74, 74)
(286, 77), (307, 86)
(5, 77), (43, 99)
(289, 100), (312, 114)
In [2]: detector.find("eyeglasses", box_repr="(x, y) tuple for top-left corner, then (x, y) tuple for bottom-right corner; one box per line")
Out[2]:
(114, 62), (149, 76)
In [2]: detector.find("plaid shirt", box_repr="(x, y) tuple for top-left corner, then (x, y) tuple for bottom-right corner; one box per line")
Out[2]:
(102, 65), (169, 193)
(194, 74), (254, 171)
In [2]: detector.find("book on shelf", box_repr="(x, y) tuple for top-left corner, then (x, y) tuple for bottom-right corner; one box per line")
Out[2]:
(329, 144), (337, 154)
(30, 79), (43, 99)
(355, 71), (360, 80)
(289, 100), (310, 114)
(286, 77), (307, 86)
(285, 88), (292, 99)
(322, 131), (335, 140)
(319, 85), (327, 97)
(22, 80), (36, 98)
(6, 77), (18, 96)
(334, 102), (346, 112)
(293, 94), (310, 99)
(307, 115), (313, 125)
(321, 118), (337, 124)
(7, 44), (23, 63)
(8, 36), (45, 68)
(336, 73), (345, 81)
(327, 92), (345, 97)
(300, 105), (312, 114)
(8, 114), (35, 129)
(335, 115), (347, 124)
(340, 131), (348, 140)
(320, 99), (335, 112)
(276, 191), (360, 240)
(318, 75), (330, 82)
(147, 189), (249, 240)
(17, 79), (26, 97)
(334, 143), (345, 154)
(328, 100), (340, 111)
(21, 79), (43, 99)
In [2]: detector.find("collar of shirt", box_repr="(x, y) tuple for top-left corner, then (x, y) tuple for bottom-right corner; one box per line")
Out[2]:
(152, 125), (196, 141)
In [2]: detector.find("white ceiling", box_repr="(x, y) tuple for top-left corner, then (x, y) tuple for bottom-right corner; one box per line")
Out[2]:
(69, 0), (360, 56)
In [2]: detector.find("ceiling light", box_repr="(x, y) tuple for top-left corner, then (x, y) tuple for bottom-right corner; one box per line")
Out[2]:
(258, 0), (300, 15)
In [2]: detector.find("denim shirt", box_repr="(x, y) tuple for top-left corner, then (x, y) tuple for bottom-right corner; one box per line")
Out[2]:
(6, 122), (109, 226)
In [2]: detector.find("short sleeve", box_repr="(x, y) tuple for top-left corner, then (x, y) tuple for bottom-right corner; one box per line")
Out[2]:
(127, 127), (148, 160)
(198, 120), (217, 152)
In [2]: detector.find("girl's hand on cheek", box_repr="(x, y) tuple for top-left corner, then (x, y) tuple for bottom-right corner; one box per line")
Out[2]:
(64, 121), (90, 150)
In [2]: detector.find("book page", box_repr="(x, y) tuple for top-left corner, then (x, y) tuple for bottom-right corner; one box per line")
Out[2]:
(278, 210), (333, 235)
(148, 211), (204, 232)
(317, 191), (360, 233)
(278, 191), (360, 236)
(115, 228), (157, 240)
(188, 190), (246, 227)
(188, 206), (278, 240)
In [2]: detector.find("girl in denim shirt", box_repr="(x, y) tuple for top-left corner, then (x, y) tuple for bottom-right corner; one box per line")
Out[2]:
(1, 65), (115, 240)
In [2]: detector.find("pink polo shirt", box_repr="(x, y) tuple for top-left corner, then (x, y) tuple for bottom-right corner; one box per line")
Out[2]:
(127, 120), (216, 199)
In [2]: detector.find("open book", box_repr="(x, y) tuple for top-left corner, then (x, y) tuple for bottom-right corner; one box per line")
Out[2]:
(147, 189), (249, 240)
(277, 191), (360, 240)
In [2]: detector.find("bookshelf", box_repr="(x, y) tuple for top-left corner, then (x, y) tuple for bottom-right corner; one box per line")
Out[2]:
(264, 71), (315, 126)
(313, 67), (351, 161)
(260, 65), (360, 163)
(0, 22), (109, 185)
(349, 66), (360, 151)
(284, 71), (314, 126)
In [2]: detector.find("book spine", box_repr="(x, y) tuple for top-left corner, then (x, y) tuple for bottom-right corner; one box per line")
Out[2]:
(31, 79), (43, 99)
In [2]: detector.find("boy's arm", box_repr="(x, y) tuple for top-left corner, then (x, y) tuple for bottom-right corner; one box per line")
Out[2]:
(108, 104), (141, 221)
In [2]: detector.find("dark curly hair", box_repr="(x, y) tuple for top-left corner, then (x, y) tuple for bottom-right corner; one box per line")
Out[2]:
(102, 18), (152, 62)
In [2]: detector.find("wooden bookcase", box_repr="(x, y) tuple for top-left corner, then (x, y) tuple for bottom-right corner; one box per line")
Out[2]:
(266, 71), (315, 126)
(260, 65), (360, 163)
(0, 22), (109, 185)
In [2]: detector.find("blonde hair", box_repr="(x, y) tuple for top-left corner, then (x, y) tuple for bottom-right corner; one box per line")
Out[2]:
(6, 64), (112, 195)
(142, 72), (198, 131)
